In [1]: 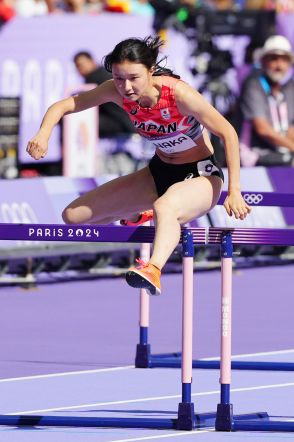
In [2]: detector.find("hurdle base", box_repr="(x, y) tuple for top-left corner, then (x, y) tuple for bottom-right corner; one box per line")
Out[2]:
(135, 344), (151, 368)
(215, 406), (270, 432)
(215, 403), (233, 431)
(232, 420), (294, 432)
(176, 402), (196, 430)
(0, 414), (177, 429)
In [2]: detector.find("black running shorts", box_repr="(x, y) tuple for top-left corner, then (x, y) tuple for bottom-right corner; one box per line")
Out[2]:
(148, 154), (224, 197)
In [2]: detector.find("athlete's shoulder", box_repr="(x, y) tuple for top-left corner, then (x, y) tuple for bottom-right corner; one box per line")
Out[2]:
(174, 79), (200, 101)
(160, 75), (181, 90)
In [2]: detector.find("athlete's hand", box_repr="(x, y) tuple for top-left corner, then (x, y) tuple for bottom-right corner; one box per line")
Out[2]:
(224, 191), (251, 220)
(26, 131), (48, 160)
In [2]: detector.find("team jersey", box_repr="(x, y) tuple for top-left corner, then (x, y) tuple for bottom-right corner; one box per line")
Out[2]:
(122, 76), (204, 154)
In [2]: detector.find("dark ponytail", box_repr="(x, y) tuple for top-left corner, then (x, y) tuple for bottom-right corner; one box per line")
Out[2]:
(103, 35), (180, 79)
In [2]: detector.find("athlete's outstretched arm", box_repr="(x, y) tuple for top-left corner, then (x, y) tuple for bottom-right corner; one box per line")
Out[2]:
(175, 81), (251, 220)
(27, 80), (120, 160)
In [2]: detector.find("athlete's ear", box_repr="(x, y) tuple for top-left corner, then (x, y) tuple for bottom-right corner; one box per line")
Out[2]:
(150, 65), (156, 75)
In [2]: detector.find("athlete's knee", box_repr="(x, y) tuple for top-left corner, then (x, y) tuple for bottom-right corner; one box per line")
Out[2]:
(153, 197), (179, 219)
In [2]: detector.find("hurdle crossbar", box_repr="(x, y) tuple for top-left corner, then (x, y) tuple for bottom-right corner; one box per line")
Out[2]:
(0, 224), (293, 245)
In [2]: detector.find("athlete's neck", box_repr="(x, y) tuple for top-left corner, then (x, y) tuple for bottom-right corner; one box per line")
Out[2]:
(137, 79), (162, 108)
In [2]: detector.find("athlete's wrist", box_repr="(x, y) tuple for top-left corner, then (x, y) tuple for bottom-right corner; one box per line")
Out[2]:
(227, 186), (241, 194)
(38, 127), (51, 140)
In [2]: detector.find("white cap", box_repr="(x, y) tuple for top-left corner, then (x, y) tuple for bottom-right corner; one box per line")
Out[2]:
(260, 35), (293, 62)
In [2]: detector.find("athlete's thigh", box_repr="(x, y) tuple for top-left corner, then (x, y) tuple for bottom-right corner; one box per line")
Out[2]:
(159, 175), (223, 224)
(64, 166), (158, 223)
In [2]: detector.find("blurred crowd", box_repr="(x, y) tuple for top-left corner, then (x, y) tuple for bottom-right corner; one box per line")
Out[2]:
(0, 0), (153, 21)
(0, 0), (293, 24)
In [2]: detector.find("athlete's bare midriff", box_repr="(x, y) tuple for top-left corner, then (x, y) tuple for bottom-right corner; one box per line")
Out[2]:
(156, 130), (214, 164)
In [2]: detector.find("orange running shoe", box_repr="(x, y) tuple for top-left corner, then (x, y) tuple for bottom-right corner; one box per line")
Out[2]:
(120, 210), (153, 226)
(126, 259), (161, 296)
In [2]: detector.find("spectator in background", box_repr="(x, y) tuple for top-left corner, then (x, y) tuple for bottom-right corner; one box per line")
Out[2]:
(39, 0), (63, 12)
(238, 35), (294, 167)
(86, 0), (104, 12)
(12, 0), (150, 14)
(245, 0), (294, 11)
(73, 51), (136, 138)
(63, 0), (88, 12)
(14, 0), (49, 16)
(44, 0), (104, 12)
(104, 0), (153, 15)
(263, 0), (294, 12)
(206, 0), (235, 8)
(0, 0), (16, 25)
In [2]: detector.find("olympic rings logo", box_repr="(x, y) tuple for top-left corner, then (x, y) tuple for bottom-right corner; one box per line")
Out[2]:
(243, 193), (264, 205)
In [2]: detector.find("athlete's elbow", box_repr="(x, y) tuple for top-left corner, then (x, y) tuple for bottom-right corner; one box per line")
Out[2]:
(211, 118), (236, 138)
(218, 125), (238, 146)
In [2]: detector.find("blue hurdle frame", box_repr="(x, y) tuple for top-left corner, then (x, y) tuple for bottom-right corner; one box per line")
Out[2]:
(0, 223), (293, 431)
(138, 229), (294, 433)
(136, 191), (294, 373)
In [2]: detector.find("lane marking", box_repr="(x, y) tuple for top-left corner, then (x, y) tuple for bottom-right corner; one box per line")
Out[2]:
(108, 429), (212, 442)
(0, 366), (134, 383)
(7, 381), (294, 415)
(1, 348), (293, 383)
(202, 348), (294, 361)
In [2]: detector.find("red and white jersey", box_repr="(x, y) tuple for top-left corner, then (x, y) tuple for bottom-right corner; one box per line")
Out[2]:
(122, 76), (203, 154)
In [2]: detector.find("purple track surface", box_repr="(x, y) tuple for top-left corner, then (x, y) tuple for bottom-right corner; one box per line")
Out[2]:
(0, 265), (294, 441)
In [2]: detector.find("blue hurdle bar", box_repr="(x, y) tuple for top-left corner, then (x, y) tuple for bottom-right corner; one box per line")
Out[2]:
(149, 358), (294, 371)
(0, 412), (269, 430)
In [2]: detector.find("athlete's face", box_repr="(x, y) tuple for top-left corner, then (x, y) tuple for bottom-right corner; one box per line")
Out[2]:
(112, 61), (153, 100)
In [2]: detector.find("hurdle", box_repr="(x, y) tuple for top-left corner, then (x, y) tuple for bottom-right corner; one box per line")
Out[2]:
(0, 223), (267, 430)
(136, 191), (294, 372)
(215, 229), (294, 432)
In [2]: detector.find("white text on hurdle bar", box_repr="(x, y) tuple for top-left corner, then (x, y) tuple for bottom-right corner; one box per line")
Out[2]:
(28, 227), (99, 238)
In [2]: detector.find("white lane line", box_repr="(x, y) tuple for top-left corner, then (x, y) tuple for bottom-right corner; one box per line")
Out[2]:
(1, 348), (293, 383)
(7, 381), (294, 415)
(109, 429), (212, 442)
(0, 366), (134, 383)
(202, 348), (294, 361)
